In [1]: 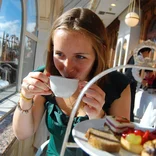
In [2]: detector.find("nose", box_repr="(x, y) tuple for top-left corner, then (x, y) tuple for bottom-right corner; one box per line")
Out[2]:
(63, 59), (75, 77)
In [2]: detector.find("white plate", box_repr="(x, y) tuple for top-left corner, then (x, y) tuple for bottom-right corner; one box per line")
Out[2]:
(72, 118), (155, 156)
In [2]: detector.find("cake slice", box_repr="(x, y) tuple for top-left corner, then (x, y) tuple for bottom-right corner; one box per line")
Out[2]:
(85, 128), (121, 153)
(105, 116), (134, 133)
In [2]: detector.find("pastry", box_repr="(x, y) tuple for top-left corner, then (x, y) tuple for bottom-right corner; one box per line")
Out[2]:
(105, 116), (134, 133)
(141, 139), (156, 156)
(85, 128), (121, 153)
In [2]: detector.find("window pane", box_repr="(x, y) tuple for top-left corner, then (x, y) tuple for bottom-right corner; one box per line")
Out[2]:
(26, 0), (38, 36)
(22, 37), (37, 79)
(0, 0), (21, 100)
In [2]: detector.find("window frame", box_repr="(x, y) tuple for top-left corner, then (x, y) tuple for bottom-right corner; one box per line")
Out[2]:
(17, 0), (39, 92)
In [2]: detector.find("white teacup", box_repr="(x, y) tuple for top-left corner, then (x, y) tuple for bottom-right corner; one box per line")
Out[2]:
(49, 76), (79, 98)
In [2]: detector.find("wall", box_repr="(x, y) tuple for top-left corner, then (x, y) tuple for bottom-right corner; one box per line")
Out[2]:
(4, 136), (35, 156)
(114, 8), (141, 69)
(34, 28), (50, 69)
(140, 0), (156, 40)
(34, 0), (64, 69)
(106, 18), (120, 67)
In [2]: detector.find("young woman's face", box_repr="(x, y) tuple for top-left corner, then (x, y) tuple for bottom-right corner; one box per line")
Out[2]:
(53, 29), (95, 81)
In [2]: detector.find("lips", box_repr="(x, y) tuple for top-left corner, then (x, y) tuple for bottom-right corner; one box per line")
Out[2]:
(61, 73), (77, 79)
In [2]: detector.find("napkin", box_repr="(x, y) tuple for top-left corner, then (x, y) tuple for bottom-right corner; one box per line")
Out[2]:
(140, 102), (156, 128)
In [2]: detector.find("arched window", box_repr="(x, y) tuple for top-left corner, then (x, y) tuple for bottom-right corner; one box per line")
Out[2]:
(0, 0), (39, 100)
(0, 0), (22, 100)
(21, 0), (38, 80)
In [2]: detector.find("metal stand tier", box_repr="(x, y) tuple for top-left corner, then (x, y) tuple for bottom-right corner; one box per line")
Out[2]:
(60, 64), (156, 156)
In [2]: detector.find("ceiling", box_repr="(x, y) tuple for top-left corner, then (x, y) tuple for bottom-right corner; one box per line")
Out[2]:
(94, 0), (130, 26)
(63, 0), (130, 27)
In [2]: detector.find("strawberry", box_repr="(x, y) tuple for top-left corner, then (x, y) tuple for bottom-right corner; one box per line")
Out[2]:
(141, 130), (150, 145)
(115, 116), (130, 123)
(134, 129), (144, 137)
(149, 132), (156, 140)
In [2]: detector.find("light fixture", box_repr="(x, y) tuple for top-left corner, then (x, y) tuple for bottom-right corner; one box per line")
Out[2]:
(125, 0), (140, 27)
(111, 3), (116, 7)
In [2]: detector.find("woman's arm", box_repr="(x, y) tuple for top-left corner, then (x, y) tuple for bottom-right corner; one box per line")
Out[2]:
(13, 95), (45, 140)
(108, 84), (131, 120)
(13, 72), (52, 140)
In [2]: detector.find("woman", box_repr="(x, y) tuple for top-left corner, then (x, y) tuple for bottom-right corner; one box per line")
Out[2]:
(13, 8), (131, 156)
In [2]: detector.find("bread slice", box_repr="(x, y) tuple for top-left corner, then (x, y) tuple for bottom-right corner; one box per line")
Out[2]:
(105, 116), (134, 133)
(85, 128), (121, 153)
(120, 137), (143, 154)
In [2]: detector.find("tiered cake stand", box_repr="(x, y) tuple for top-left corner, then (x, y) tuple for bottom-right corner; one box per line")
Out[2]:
(60, 40), (156, 156)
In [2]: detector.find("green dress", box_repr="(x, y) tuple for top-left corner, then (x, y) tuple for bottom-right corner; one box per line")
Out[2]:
(35, 66), (130, 156)
(44, 96), (89, 156)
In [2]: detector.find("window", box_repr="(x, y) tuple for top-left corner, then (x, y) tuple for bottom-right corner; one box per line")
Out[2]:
(22, 36), (37, 78)
(26, 0), (38, 36)
(21, 0), (38, 80)
(0, 0), (38, 101)
(0, 0), (22, 100)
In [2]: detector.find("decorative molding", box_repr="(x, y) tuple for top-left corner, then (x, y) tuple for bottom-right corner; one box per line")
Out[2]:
(133, 40), (156, 67)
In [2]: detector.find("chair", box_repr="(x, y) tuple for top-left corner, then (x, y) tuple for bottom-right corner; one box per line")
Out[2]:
(35, 139), (50, 156)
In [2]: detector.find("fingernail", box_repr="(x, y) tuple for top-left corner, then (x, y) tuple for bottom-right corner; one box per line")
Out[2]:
(45, 72), (51, 77)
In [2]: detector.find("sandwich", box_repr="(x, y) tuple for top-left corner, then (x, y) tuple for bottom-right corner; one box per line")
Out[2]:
(105, 116), (134, 133)
(85, 128), (121, 153)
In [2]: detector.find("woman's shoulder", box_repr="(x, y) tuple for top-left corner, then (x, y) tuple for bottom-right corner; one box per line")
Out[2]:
(102, 71), (130, 113)
(108, 71), (130, 84)
(104, 71), (130, 93)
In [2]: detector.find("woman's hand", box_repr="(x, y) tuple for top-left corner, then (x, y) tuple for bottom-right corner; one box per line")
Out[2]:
(21, 72), (52, 99)
(79, 81), (105, 119)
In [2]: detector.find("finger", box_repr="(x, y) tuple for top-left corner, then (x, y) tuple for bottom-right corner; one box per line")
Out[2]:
(22, 81), (51, 94)
(79, 81), (104, 98)
(28, 72), (49, 84)
(21, 82), (52, 96)
(82, 96), (101, 110)
(87, 83), (105, 97)
(23, 75), (50, 91)
(84, 88), (105, 105)
(83, 105), (97, 117)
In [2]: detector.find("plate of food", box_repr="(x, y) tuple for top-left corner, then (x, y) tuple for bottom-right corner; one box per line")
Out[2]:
(72, 116), (156, 156)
